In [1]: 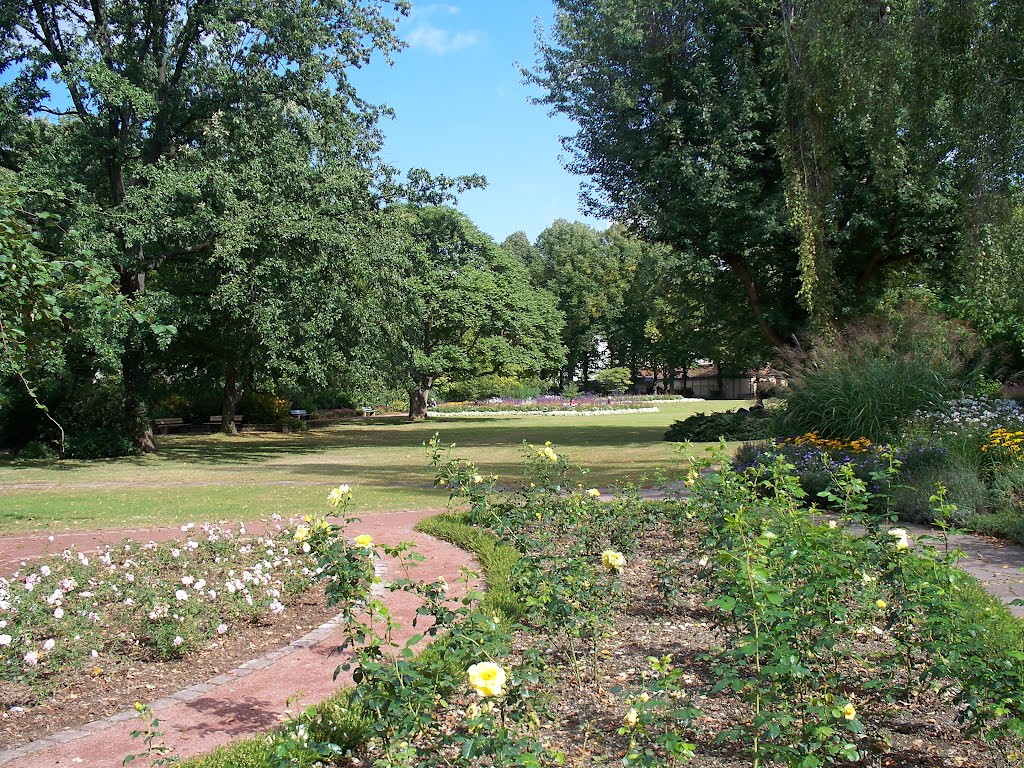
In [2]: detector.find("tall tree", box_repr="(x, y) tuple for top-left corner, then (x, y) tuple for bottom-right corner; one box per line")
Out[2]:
(394, 206), (565, 419)
(155, 103), (391, 433)
(530, 0), (1024, 343)
(529, 1), (802, 349)
(2, 0), (408, 449)
(531, 219), (627, 384)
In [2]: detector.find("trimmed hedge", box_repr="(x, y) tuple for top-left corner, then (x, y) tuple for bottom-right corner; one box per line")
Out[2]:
(664, 408), (774, 442)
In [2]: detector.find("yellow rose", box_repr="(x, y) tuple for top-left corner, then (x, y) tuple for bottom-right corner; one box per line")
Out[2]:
(327, 484), (352, 508)
(602, 550), (626, 572)
(354, 534), (374, 549)
(466, 661), (507, 697)
(624, 707), (639, 727)
(842, 703), (856, 720)
(586, 488), (601, 498)
(293, 526), (311, 543)
(887, 528), (910, 550)
(876, 599), (887, 610)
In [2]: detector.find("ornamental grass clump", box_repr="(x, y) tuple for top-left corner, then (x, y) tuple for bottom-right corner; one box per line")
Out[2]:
(779, 306), (974, 442)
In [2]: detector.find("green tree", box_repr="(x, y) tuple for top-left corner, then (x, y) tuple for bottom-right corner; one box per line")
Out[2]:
(531, 219), (629, 385)
(154, 104), (392, 433)
(394, 206), (565, 419)
(530, 0), (1024, 343)
(2, 0), (409, 449)
(529, 1), (802, 349)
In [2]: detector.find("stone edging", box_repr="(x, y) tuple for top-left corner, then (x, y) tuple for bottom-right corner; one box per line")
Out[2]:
(0, 555), (389, 766)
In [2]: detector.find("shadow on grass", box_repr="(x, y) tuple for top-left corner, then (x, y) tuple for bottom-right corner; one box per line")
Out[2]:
(0, 403), (742, 474)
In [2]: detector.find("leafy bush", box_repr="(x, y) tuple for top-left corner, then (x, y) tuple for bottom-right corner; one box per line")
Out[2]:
(63, 427), (137, 459)
(151, 394), (194, 422)
(664, 408), (774, 442)
(238, 392), (291, 423)
(437, 374), (546, 402)
(15, 440), (56, 461)
(780, 306), (974, 441)
(594, 367), (633, 394)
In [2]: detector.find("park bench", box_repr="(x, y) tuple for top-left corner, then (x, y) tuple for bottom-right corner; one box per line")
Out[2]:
(360, 406), (376, 417)
(289, 409), (309, 419)
(153, 417), (186, 435)
(208, 415), (243, 431)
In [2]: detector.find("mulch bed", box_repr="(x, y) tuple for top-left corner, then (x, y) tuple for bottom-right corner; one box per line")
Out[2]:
(0, 585), (339, 750)
(531, 522), (1002, 767)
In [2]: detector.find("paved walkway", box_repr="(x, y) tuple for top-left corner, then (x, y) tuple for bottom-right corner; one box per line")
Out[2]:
(0, 509), (473, 768)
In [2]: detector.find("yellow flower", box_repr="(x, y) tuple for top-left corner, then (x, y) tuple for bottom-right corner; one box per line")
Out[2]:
(586, 488), (601, 498)
(887, 528), (910, 550)
(602, 550), (626, 572)
(624, 707), (639, 727)
(842, 703), (857, 721)
(467, 661), (507, 697)
(327, 484), (352, 508)
(876, 599), (887, 610)
(293, 526), (311, 543)
(472, 474), (484, 484)
(354, 534), (374, 549)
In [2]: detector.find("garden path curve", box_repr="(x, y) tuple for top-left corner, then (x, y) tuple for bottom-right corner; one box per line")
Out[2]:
(0, 508), (473, 768)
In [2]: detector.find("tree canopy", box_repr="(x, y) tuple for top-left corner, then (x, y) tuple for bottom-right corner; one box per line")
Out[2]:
(529, 0), (1024, 346)
(393, 206), (565, 419)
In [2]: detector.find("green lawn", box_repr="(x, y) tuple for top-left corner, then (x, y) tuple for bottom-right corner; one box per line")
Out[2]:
(0, 400), (748, 533)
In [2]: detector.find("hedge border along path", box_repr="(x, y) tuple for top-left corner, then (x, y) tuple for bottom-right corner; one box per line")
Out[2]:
(0, 509), (476, 768)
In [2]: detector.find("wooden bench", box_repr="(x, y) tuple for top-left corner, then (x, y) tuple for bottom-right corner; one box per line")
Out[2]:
(153, 417), (186, 435)
(208, 415), (243, 431)
(360, 406), (376, 417)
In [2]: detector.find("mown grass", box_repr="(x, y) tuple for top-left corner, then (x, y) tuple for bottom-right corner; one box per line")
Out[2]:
(0, 400), (746, 533)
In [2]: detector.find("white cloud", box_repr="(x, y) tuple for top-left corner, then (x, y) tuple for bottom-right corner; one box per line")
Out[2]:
(406, 23), (480, 55)
(414, 3), (460, 15)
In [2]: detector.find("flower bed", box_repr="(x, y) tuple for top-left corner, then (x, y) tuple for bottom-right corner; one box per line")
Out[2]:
(428, 407), (660, 417)
(0, 517), (350, 702)
(430, 394), (695, 415)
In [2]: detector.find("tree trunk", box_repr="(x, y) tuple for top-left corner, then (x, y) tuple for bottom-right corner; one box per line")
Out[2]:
(408, 375), (433, 420)
(221, 362), (244, 435)
(715, 361), (724, 399)
(720, 251), (789, 350)
(120, 268), (156, 453)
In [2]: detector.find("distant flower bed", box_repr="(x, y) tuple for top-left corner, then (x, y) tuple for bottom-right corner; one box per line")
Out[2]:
(0, 518), (345, 696)
(429, 406), (660, 417)
(431, 394), (690, 415)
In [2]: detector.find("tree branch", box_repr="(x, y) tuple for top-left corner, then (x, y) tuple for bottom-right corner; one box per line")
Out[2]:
(720, 251), (788, 349)
(140, 234), (216, 271)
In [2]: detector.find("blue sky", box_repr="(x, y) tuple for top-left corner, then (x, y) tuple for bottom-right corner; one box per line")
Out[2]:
(350, 1), (606, 243)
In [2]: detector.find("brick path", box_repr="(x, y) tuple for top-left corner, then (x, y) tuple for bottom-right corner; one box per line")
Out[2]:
(0, 509), (472, 768)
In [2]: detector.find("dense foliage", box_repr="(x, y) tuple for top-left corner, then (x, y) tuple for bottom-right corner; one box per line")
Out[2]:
(664, 408), (774, 443)
(529, 0), (1024, 362)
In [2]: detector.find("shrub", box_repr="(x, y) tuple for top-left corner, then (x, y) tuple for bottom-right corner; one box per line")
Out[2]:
(594, 367), (633, 394)
(151, 394), (194, 422)
(437, 375), (546, 402)
(15, 440), (56, 461)
(664, 408), (774, 442)
(780, 306), (973, 442)
(238, 392), (291, 423)
(63, 427), (137, 459)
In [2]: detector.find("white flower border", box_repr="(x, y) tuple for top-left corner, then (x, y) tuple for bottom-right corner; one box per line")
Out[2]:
(427, 407), (661, 417)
